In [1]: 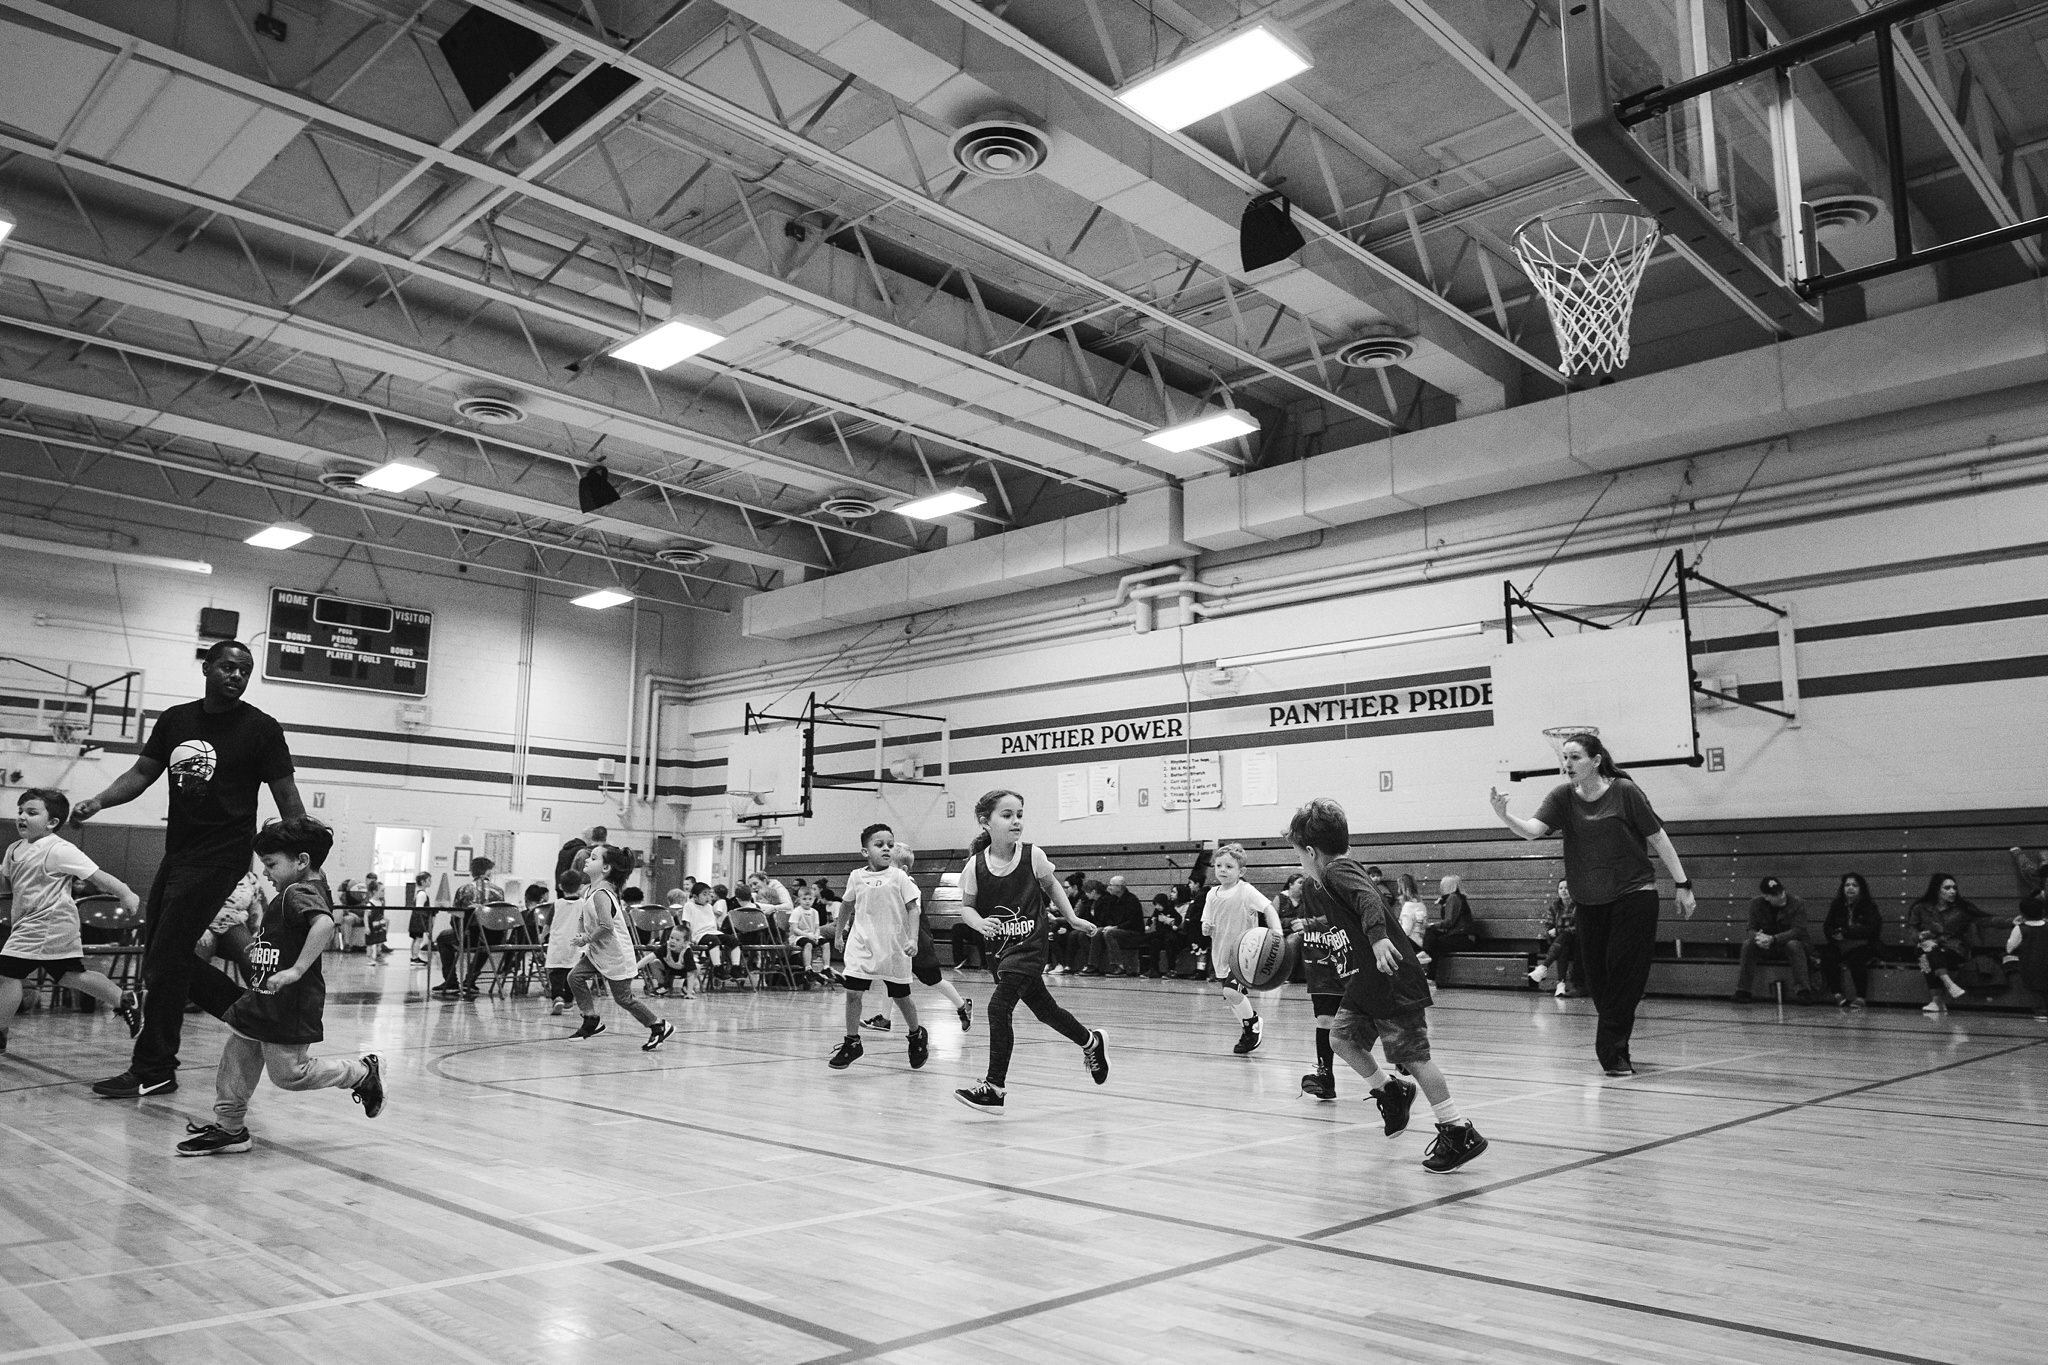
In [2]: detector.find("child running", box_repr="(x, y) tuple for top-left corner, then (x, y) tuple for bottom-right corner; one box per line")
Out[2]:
(952, 790), (1107, 1113)
(1287, 798), (1487, 1173)
(1286, 893), (1347, 1100)
(1202, 842), (1284, 1055)
(0, 788), (143, 1055)
(566, 846), (675, 1050)
(176, 816), (383, 1156)
(861, 845), (973, 1034)
(543, 868), (585, 1015)
(831, 824), (927, 1070)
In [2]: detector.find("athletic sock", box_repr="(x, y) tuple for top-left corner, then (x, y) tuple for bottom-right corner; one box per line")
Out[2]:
(1430, 1099), (1464, 1125)
(1314, 1027), (1333, 1072)
(1364, 1068), (1394, 1092)
(1226, 992), (1254, 1022)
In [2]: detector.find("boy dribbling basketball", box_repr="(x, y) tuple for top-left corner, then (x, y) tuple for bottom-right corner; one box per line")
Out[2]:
(1287, 798), (1487, 1173)
(1202, 842), (1283, 1054)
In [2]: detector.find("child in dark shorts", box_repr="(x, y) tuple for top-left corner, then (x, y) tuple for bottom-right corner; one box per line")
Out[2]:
(1287, 797), (1488, 1174)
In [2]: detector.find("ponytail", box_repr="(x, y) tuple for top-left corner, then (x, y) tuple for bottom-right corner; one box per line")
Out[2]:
(970, 788), (1023, 856)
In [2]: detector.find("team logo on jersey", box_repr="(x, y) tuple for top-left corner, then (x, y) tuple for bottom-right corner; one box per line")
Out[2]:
(1300, 926), (1356, 979)
(167, 739), (218, 795)
(982, 906), (1037, 940)
(244, 938), (282, 988)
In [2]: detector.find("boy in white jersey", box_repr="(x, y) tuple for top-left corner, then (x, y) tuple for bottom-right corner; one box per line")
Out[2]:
(1202, 843), (1285, 1055)
(829, 824), (927, 1071)
(0, 789), (142, 1055)
(861, 845), (974, 1033)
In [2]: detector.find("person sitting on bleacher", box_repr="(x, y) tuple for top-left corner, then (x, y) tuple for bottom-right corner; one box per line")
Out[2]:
(1529, 879), (1578, 997)
(1087, 875), (1147, 977)
(1907, 872), (1992, 1013)
(1733, 877), (1815, 1004)
(1144, 894), (1187, 978)
(1423, 876), (1477, 984)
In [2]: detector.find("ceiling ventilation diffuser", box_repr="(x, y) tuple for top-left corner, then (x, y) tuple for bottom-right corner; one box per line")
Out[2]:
(818, 494), (880, 522)
(1335, 334), (1416, 368)
(655, 545), (710, 569)
(454, 389), (527, 424)
(948, 118), (1049, 179)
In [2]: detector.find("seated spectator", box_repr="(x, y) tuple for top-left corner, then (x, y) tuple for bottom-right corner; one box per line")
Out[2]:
(1907, 872), (1992, 1013)
(688, 883), (740, 981)
(787, 883), (829, 984)
(1528, 878), (1577, 996)
(435, 857), (500, 998)
(1819, 872), (1884, 1010)
(1424, 875), (1477, 982)
(654, 922), (694, 997)
(748, 871), (793, 914)
(1088, 875), (1147, 976)
(1364, 865), (1399, 910)
(1054, 878), (1101, 975)
(1394, 874), (1429, 947)
(1733, 876), (1815, 1004)
(1144, 893), (1188, 978)
(334, 880), (368, 952)
(1275, 873), (1307, 920)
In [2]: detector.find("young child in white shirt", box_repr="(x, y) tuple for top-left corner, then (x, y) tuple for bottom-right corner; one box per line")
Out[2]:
(0, 788), (142, 1055)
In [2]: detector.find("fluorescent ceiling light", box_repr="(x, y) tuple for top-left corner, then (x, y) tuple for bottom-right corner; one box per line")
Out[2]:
(895, 487), (987, 520)
(572, 588), (633, 610)
(609, 319), (722, 370)
(355, 459), (437, 493)
(0, 209), (14, 246)
(244, 523), (313, 550)
(1117, 24), (1313, 131)
(1217, 622), (1484, 670)
(0, 530), (210, 575)
(1144, 409), (1259, 453)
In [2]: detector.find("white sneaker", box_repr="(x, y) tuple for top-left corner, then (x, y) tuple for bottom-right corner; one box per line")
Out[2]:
(1528, 964), (1550, 985)
(1554, 983), (1569, 998)
(1922, 1000), (1946, 1014)
(1944, 979), (1967, 999)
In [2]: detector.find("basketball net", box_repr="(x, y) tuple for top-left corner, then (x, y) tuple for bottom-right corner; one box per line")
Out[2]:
(1542, 725), (1598, 774)
(1512, 200), (1660, 376)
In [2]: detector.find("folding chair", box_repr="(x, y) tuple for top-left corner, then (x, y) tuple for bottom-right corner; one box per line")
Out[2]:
(474, 902), (539, 994)
(727, 908), (798, 990)
(630, 908), (674, 993)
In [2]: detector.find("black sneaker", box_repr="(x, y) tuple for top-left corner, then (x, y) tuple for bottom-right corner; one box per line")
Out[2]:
(432, 983), (461, 997)
(860, 1013), (892, 1032)
(92, 1070), (177, 1099)
(1300, 1070), (1335, 1101)
(1081, 1028), (1109, 1084)
(829, 1035), (864, 1069)
(1232, 1016), (1263, 1055)
(176, 1122), (252, 1157)
(907, 1026), (930, 1069)
(117, 991), (142, 1038)
(1421, 1121), (1488, 1174)
(954, 1081), (1005, 1113)
(569, 1016), (607, 1040)
(643, 1020), (675, 1052)
(351, 1054), (385, 1118)
(1371, 1076), (1416, 1137)
(957, 999), (973, 1033)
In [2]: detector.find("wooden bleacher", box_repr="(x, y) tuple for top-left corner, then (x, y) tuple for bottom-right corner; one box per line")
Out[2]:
(765, 806), (2046, 1008)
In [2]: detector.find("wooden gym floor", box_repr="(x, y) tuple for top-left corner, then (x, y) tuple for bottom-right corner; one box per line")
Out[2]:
(2, 963), (2041, 1365)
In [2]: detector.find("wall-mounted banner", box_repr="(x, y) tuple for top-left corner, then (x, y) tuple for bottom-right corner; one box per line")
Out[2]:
(1162, 753), (1222, 810)
(1000, 714), (1184, 756)
(950, 666), (1493, 777)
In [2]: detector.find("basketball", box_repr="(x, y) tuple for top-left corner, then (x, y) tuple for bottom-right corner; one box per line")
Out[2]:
(1235, 925), (1294, 989)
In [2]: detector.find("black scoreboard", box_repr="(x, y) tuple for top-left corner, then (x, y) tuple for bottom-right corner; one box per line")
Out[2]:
(263, 589), (432, 697)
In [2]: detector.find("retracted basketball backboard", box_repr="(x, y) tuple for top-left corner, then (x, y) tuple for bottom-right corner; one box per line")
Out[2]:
(725, 716), (809, 824)
(1492, 619), (1700, 779)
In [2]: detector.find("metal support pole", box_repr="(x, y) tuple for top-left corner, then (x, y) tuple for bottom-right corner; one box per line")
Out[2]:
(1875, 24), (1915, 262)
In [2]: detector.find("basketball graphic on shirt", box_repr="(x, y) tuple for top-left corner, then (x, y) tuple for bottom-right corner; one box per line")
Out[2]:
(982, 905), (1034, 942)
(167, 739), (217, 795)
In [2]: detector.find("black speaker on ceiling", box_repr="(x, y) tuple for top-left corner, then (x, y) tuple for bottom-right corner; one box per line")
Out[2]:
(437, 7), (547, 114)
(1240, 192), (1307, 272)
(197, 607), (241, 640)
(536, 64), (638, 142)
(578, 464), (621, 513)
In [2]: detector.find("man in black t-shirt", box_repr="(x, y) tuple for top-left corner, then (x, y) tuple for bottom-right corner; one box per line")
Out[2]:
(556, 825), (607, 880)
(75, 641), (301, 1098)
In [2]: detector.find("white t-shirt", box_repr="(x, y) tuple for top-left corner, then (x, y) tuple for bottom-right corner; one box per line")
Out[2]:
(545, 894), (585, 971)
(0, 834), (99, 959)
(842, 865), (920, 983)
(1203, 880), (1276, 983)
(1398, 898), (1429, 943)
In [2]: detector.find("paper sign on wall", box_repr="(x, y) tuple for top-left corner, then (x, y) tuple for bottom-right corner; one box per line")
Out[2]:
(1089, 762), (1120, 815)
(1240, 748), (1278, 806)
(1162, 753), (1223, 810)
(1057, 768), (1087, 821)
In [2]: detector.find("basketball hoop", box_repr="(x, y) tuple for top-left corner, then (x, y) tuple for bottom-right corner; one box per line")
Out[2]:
(727, 790), (766, 821)
(48, 719), (85, 748)
(1512, 200), (1661, 375)
(1543, 725), (1599, 772)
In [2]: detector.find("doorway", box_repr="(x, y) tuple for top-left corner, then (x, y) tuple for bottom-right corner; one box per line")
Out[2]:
(373, 826), (431, 900)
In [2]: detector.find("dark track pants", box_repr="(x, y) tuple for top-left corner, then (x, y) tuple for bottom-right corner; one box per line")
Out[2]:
(984, 970), (1090, 1088)
(132, 862), (250, 1082)
(1575, 888), (1660, 1071)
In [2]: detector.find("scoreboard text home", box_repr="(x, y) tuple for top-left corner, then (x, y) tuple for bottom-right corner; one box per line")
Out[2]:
(263, 589), (433, 698)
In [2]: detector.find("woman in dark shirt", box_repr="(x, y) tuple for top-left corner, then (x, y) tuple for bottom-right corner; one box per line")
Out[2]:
(1905, 872), (1990, 1013)
(1490, 731), (1696, 1076)
(1819, 873), (1884, 1010)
